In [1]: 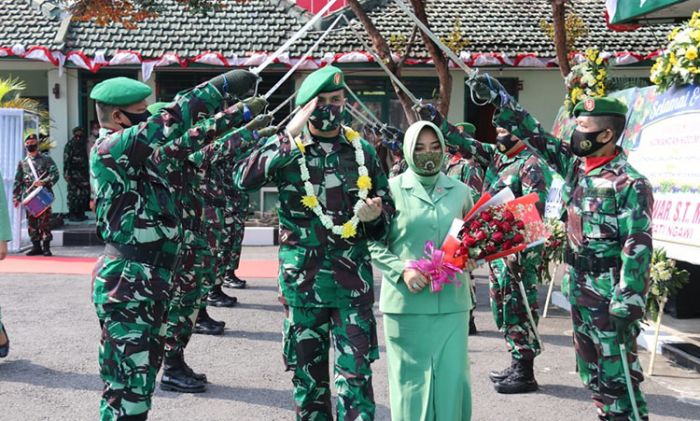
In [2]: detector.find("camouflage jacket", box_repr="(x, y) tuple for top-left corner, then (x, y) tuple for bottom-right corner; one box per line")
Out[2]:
(13, 153), (59, 202)
(434, 114), (552, 216)
(233, 128), (395, 308)
(494, 104), (653, 322)
(63, 135), (89, 179)
(444, 152), (485, 204)
(90, 82), (233, 302)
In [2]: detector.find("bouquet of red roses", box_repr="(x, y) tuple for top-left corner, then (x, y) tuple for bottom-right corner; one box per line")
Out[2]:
(457, 206), (526, 260)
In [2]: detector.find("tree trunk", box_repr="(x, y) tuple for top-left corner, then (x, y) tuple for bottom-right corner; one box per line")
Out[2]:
(408, 0), (452, 117)
(552, 0), (571, 78)
(346, 0), (417, 123)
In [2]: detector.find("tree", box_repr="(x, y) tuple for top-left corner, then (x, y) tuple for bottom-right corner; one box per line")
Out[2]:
(0, 77), (51, 129)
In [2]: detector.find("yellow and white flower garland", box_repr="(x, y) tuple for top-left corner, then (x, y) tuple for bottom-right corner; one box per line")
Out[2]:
(296, 127), (373, 239)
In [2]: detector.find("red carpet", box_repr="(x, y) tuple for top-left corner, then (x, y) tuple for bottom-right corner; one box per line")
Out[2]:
(0, 255), (279, 278)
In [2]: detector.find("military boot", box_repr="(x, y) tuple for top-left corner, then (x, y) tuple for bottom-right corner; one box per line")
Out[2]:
(468, 311), (478, 336)
(116, 413), (148, 421)
(489, 358), (517, 383)
(193, 308), (224, 335)
(42, 240), (52, 256)
(494, 358), (538, 394)
(160, 353), (207, 393)
(207, 285), (238, 307)
(223, 273), (247, 289)
(26, 241), (42, 256)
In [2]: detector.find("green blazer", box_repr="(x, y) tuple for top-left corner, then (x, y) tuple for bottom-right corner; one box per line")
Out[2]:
(0, 172), (11, 241)
(370, 171), (473, 314)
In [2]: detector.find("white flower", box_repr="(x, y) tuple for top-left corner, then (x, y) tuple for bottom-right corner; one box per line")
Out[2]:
(358, 167), (369, 177)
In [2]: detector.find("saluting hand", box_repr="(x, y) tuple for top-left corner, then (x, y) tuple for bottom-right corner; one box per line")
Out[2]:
(286, 97), (317, 140)
(357, 197), (382, 222)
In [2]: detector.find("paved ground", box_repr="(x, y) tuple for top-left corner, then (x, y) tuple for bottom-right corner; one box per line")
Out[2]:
(0, 246), (699, 420)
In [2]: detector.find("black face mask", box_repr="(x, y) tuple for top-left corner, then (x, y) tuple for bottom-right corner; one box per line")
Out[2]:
(571, 129), (610, 157)
(119, 109), (150, 128)
(495, 133), (519, 154)
(26, 144), (38, 153)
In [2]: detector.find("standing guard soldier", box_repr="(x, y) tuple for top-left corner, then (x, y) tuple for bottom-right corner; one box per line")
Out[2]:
(89, 70), (259, 420)
(233, 65), (394, 420)
(64, 126), (91, 221)
(470, 74), (653, 420)
(13, 134), (59, 256)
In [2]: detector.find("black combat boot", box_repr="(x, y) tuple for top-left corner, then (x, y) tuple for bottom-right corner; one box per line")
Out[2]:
(193, 308), (224, 335)
(26, 241), (42, 256)
(222, 273), (247, 289)
(42, 240), (52, 256)
(0, 325), (10, 358)
(468, 310), (478, 336)
(116, 413), (148, 421)
(207, 285), (238, 307)
(160, 353), (207, 393)
(489, 358), (518, 383)
(494, 358), (538, 394)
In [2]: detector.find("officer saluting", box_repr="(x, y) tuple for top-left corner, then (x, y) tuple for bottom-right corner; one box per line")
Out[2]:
(89, 70), (258, 421)
(470, 75), (653, 421)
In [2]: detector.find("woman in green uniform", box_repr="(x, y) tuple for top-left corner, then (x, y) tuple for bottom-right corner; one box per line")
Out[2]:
(370, 121), (473, 420)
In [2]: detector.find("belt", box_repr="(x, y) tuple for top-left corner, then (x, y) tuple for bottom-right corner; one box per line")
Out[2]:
(564, 248), (620, 273)
(104, 243), (178, 270)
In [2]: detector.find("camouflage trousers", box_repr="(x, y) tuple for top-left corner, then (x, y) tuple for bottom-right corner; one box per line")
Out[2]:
(224, 192), (248, 279)
(572, 304), (648, 421)
(203, 206), (226, 297)
(283, 304), (379, 421)
(214, 207), (243, 286)
(488, 246), (543, 361)
(95, 300), (168, 420)
(67, 177), (90, 214)
(26, 209), (52, 242)
(164, 239), (212, 359)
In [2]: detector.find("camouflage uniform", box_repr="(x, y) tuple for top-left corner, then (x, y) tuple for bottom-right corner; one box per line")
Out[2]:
(12, 153), (59, 242)
(90, 82), (239, 420)
(493, 101), (652, 420)
(233, 128), (394, 420)
(222, 187), (248, 282)
(63, 132), (91, 217)
(431, 112), (551, 362)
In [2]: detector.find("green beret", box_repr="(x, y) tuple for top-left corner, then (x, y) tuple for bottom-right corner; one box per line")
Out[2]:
(295, 65), (345, 107)
(573, 97), (628, 118)
(455, 122), (476, 135)
(147, 102), (169, 116)
(90, 77), (152, 106)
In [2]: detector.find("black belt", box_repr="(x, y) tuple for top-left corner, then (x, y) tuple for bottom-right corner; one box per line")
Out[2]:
(564, 249), (620, 273)
(104, 243), (178, 270)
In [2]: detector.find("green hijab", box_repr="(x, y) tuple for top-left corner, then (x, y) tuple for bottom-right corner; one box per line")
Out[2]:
(403, 121), (446, 188)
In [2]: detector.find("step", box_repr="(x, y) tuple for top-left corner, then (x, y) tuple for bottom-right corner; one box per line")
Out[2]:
(53, 225), (279, 246)
(661, 342), (700, 374)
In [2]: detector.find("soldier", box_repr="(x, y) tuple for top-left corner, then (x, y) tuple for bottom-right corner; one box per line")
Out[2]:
(233, 65), (394, 420)
(12, 133), (59, 256)
(64, 126), (91, 221)
(220, 187), (249, 290)
(0, 170), (11, 359)
(420, 104), (551, 394)
(471, 75), (653, 420)
(89, 70), (259, 420)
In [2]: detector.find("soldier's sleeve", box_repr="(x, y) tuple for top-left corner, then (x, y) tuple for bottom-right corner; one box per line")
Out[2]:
(521, 157), (551, 217)
(493, 103), (573, 178)
(63, 140), (73, 176)
(463, 162), (484, 203)
(610, 178), (654, 322)
(0, 173), (11, 241)
(362, 142), (396, 241)
(232, 133), (296, 191)
(190, 126), (260, 167)
(430, 112), (494, 168)
(12, 161), (23, 202)
(100, 82), (225, 168)
(45, 156), (60, 187)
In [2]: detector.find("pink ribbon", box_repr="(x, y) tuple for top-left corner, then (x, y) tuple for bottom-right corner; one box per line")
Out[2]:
(406, 241), (464, 293)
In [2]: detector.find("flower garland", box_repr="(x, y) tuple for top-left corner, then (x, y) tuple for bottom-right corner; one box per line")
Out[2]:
(650, 11), (700, 92)
(646, 248), (689, 321)
(297, 127), (373, 239)
(564, 49), (609, 115)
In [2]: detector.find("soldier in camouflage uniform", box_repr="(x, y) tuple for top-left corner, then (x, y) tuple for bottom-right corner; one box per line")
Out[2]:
(471, 75), (653, 420)
(233, 66), (394, 420)
(420, 103), (551, 394)
(12, 134), (60, 256)
(148, 98), (267, 392)
(220, 187), (249, 290)
(64, 126), (90, 221)
(89, 70), (259, 420)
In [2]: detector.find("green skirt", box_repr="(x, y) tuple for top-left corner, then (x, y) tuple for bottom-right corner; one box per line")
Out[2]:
(383, 311), (471, 421)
